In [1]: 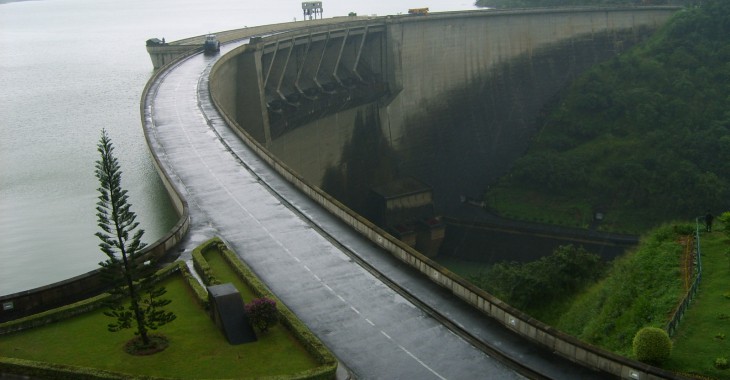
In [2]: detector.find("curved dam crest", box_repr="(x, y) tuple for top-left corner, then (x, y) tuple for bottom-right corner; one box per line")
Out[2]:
(212, 7), (679, 261)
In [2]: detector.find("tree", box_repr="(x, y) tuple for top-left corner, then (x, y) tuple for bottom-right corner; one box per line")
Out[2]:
(95, 129), (175, 350)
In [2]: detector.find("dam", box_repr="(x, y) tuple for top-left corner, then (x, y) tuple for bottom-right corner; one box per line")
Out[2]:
(0, 6), (684, 380)
(209, 7), (677, 260)
(197, 7), (683, 379)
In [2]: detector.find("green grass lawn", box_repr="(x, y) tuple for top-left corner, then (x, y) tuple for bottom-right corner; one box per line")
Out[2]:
(486, 185), (594, 229)
(664, 228), (730, 379)
(486, 183), (658, 234)
(0, 263), (319, 378)
(201, 246), (319, 371)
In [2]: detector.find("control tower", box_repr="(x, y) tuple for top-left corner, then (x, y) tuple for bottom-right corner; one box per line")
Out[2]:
(302, 1), (323, 20)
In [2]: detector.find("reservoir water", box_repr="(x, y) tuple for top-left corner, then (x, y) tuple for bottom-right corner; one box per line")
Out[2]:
(0, 0), (476, 295)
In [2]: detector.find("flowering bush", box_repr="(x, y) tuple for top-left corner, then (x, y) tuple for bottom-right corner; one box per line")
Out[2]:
(245, 297), (278, 332)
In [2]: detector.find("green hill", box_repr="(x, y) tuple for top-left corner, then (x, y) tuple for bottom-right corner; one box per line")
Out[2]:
(485, 1), (730, 233)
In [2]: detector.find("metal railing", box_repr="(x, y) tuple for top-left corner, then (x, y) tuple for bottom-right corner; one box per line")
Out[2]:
(665, 217), (704, 336)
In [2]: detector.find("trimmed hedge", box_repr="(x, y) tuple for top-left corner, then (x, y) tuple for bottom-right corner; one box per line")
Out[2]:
(175, 261), (210, 310)
(192, 237), (338, 380)
(191, 245), (219, 287)
(633, 326), (672, 364)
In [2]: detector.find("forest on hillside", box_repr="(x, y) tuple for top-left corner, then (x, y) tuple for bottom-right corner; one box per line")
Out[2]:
(484, 0), (730, 231)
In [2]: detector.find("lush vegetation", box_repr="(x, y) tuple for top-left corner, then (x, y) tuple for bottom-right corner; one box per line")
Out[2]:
(440, 205), (730, 375)
(468, 245), (606, 317)
(484, 1), (730, 233)
(460, 223), (688, 356)
(466, 2), (730, 375)
(554, 223), (688, 355)
(476, 0), (696, 8)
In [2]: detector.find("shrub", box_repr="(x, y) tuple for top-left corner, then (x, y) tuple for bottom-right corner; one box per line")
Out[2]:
(471, 244), (605, 310)
(715, 357), (729, 370)
(245, 298), (278, 333)
(718, 212), (730, 234)
(632, 327), (672, 364)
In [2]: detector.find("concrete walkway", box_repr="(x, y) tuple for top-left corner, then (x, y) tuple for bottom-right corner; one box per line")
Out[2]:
(142, 35), (612, 379)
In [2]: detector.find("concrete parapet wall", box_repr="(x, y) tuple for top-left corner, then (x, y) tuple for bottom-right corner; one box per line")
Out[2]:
(146, 44), (201, 70)
(0, 215), (189, 323)
(147, 17), (374, 70)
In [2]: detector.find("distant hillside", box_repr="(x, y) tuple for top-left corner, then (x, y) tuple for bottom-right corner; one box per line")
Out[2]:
(485, 0), (730, 233)
(476, 0), (696, 8)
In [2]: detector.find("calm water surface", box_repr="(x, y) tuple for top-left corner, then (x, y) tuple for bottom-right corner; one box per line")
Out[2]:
(0, 0), (475, 295)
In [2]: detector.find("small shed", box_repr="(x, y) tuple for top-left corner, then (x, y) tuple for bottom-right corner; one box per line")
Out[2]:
(369, 177), (444, 257)
(370, 177), (435, 227)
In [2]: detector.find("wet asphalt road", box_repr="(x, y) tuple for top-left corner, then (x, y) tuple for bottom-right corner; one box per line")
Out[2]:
(142, 37), (612, 380)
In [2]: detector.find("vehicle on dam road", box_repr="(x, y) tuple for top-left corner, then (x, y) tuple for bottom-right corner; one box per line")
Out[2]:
(204, 34), (220, 54)
(408, 7), (429, 15)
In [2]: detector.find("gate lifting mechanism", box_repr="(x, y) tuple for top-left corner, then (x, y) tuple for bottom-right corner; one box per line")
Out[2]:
(302, 2), (323, 20)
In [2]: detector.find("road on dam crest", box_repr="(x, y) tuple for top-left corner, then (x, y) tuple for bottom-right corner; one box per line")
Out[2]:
(142, 35), (611, 379)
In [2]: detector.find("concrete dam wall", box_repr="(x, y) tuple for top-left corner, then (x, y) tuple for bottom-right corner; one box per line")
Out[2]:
(211, 7), (679, 259)
(204, 10), (696, 379)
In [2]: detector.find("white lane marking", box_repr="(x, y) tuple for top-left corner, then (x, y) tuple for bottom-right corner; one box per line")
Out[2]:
(159, 53), (448, 380)
(365, 318), (375, 326)
(398, 344), (448, 380)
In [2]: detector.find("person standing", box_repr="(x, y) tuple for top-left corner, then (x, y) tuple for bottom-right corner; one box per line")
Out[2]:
(705, 210), (714, 232)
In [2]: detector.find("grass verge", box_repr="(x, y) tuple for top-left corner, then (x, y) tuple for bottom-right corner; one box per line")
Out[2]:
(0, 238), (335, 379)
(663, 228), (730, 379)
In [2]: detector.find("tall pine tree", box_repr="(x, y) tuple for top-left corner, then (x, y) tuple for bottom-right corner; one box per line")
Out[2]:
(95, 129), (175, 349)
